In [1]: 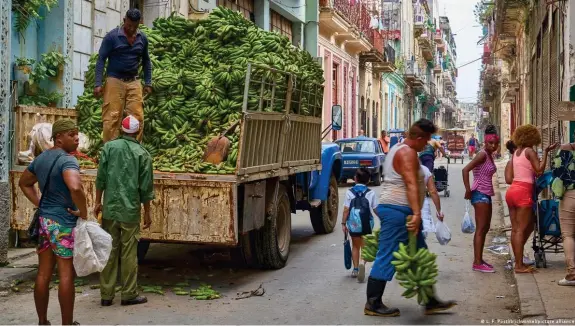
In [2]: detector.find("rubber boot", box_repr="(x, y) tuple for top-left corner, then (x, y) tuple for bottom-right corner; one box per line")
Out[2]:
(424, 289), (457, 315)
(364, 277), (400, 317)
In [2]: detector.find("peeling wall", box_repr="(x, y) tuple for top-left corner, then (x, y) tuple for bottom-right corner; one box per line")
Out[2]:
(0, 0), (10, 264)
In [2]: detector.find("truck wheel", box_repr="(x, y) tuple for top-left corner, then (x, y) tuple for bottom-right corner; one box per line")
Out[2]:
(310, 175), (339, 234)
(372, 170), (382, 186)
(137, 240), (151, 264)
(255, 185), (291, 269)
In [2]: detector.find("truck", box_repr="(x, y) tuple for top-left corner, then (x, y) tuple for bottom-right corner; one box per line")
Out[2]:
(9, 64), (343, 269)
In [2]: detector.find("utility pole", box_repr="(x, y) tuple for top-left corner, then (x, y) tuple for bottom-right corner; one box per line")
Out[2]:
(0, 0), (12, 264)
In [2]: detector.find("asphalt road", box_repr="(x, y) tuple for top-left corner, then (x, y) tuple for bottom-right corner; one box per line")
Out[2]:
(0, 159), (520, 324)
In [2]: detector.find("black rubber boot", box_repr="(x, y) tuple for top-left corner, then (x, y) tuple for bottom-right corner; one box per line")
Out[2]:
(363, 277), (400, 317)
(424, 291), (457, 315)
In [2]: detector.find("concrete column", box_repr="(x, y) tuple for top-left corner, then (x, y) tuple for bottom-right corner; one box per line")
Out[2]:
(0, 0), (12, 265)
(292, 22), (303, 48)
(304, 0), (318, 57)
(63, 0), (74, 107)
(254, 0), (270, 31)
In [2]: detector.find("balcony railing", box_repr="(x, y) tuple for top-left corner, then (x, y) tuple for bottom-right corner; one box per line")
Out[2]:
(319, 0), (375, 47)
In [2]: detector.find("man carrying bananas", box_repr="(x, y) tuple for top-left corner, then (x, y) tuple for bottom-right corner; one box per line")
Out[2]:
(94, 8), (152, 143)
(364, 119), (456, 317)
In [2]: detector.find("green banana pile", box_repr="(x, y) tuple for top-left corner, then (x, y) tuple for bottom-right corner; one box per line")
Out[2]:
(361, 228), (380, 263)
(392, 224), (438, 305)
(190, 284), (220, 300)
(76, 7), (324, 174)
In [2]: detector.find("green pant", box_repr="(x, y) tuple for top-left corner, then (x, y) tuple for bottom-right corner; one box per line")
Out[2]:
(100, 219), (140, 301)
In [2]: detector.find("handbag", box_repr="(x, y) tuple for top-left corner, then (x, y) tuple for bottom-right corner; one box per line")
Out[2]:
(344, 232), (352, 270)
(27, 154), (64, 244)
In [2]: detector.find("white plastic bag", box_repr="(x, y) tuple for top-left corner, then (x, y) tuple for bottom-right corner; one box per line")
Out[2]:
(421, 198), (435, 236)
(435, 220), (452, 245)
(30, 122), (53, 156)
(461, 200), (476, 234)
(73, 218), (113, 277)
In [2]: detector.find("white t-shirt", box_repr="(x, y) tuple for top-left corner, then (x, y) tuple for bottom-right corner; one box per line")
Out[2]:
(343, 184), (379, 209)
(420, 165), (433, 186)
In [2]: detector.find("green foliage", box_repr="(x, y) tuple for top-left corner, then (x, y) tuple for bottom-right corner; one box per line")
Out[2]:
(29, 51), (67, 84)
(14, 56), (35, 67)
(474, 1), (494, 24)
(12, 0), (59, 38)
(19, 88), (63, 106)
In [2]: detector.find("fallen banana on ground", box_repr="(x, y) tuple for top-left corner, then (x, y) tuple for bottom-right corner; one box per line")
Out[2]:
(392, 216), (438, 305)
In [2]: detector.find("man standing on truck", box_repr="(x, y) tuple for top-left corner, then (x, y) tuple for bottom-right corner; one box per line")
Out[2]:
(95, 115), (154, 307)
(19, 119), (88, 325)
(364, 119), (456, 317)
(94, 8), (152, 143)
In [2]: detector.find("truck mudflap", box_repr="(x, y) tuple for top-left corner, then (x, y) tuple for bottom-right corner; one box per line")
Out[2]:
(10, 169), (239, 246)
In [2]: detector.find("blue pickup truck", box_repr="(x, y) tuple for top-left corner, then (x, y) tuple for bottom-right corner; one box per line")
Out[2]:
(335, 137), (386, 186)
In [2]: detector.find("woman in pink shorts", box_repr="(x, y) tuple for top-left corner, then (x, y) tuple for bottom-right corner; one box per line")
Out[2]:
(505, 125), (557, 273)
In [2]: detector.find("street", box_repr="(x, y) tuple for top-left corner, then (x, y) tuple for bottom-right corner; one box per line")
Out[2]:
(0, 160), (520, 324)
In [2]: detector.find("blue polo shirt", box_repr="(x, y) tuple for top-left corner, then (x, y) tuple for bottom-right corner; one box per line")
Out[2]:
(95, 26), (152, 87)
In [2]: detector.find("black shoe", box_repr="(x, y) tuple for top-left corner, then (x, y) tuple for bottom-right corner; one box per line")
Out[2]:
(121, 296), (148, 306)
(363, 277), (400, 317)
(424, 296), (457, 315)
(101, 299), (113, 307)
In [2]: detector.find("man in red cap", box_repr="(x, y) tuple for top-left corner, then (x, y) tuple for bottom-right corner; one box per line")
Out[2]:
(95, 115), (154, 307)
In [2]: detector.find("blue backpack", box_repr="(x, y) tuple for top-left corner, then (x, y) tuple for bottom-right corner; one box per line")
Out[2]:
(347, 187), (374, 235)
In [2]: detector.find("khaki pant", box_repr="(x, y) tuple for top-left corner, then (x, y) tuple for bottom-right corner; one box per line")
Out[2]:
(102, 77), (144, 142)
(99, 219), (140, 301)
(559, 190), (575, 281)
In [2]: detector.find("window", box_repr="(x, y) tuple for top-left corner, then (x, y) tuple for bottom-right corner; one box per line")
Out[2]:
(217, 0), (255, 22)
(270, 10), (293, 42)
(337, 141), (376, 153)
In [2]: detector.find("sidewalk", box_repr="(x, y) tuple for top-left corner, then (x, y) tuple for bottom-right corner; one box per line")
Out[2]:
(0, 248), (38, 293)
(494, 160), (575, 321)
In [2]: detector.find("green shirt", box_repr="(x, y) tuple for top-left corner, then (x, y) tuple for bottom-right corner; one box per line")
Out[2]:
(96, 136), (155, 223)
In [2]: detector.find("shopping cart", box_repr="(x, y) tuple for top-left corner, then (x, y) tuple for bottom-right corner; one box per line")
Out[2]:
(533, 171), (563, 268)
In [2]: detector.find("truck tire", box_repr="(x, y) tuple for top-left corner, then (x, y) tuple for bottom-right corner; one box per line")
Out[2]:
(310, 175), (339, 234)
(255, 185), (291, 269)
(137, 240), (151, 264)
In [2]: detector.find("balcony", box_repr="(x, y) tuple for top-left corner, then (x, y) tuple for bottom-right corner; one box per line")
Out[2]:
(418, 31), (434, 61)
(434, 30), (443, 44)
(443, 71), (454, 88)
(404, 60), (424, 87)
(430, 81), (437, 99)
(368, 43), (396, 73)
(319, 0), (375, 50)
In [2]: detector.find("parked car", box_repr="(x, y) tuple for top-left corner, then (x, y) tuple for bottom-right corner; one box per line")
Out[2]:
(335, 137), (386, 186)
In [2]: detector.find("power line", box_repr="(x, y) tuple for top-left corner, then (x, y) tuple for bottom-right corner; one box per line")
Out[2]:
(456, 43), (511, 69)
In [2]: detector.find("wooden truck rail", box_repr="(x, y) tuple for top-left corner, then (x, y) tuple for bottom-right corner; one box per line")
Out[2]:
(9, 64), (324, 247)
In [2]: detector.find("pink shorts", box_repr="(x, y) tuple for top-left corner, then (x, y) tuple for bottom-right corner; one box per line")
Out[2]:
(505, 181), (534, 208)
(469, 146), (476, 154)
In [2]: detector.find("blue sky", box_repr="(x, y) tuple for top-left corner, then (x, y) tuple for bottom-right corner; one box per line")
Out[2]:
(439, 0), (482, 103)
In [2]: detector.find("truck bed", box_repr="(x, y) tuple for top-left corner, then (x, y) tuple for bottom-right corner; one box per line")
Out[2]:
(10, 165), (239, 245)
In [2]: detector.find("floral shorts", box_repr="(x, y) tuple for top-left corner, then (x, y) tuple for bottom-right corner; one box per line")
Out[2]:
(37, 217), (75, 258)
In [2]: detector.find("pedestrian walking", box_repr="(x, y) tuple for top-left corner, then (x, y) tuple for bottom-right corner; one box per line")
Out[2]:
(467, 134), (478, 159)
(94, 8), (153, 143)
(418, 137), (446, 172)
(364, 119), (455, 317)
(506, 124), (556, 273)
(341, 168), (378, 282)
(437, 137), (446, 159)
(95, 115), (154, 306)
(420, 164), (444, 237)
(18, 119), (88, 325)
(462, 125), (499, 273)
(551, 134), (575, 285)
(379, 130), (390, 154)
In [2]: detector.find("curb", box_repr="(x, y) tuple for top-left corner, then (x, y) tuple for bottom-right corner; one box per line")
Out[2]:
(494, 160), (547, 319)
(0, 267), (37, 292)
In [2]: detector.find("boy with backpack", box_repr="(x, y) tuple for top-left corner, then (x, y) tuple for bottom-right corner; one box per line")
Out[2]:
(342, 168), (378, 281)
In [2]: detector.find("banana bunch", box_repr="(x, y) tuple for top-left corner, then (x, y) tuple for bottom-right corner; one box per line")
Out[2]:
(392, 238), (438, 305)
(361, 228), (380, 262)
(75, 6), (324, 174)
(190, 284), (220, 300)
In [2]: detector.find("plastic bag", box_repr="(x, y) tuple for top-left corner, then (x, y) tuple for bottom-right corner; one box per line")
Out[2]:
(435, 220), (452, 245)
(344, 233), (352, 270)
(31, 123), (53, 156)
(421, 198), (435, 236)
(77, 132), (90, 153)
(461, 200), (475, 234)
(73, 218), (113, 277)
